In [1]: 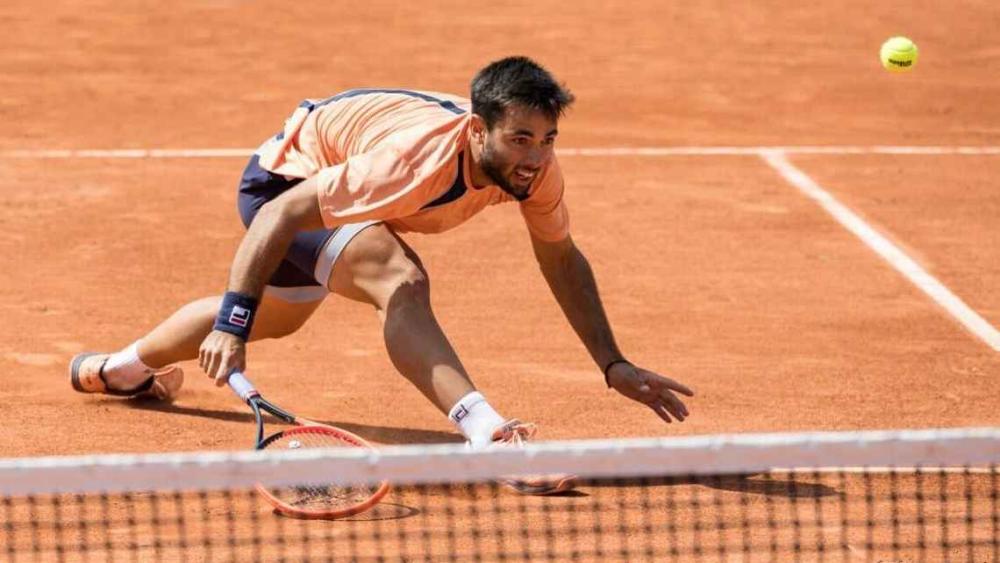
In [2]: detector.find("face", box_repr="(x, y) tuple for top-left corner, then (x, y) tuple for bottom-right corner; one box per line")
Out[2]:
(475, 104), (559, 200)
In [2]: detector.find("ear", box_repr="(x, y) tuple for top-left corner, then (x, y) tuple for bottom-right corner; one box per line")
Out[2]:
(470, 114), (487, 141)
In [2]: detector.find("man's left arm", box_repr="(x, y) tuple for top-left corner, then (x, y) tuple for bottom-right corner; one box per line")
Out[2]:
(530, 233), (694, 423)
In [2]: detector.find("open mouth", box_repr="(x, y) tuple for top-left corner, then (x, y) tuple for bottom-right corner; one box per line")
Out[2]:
(514, 169), (537, 184)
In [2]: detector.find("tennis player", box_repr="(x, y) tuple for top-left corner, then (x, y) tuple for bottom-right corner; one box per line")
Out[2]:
(70, 56), (694, 494)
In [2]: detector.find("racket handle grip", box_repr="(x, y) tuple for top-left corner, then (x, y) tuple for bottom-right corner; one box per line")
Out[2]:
(227, 370), (257, 401)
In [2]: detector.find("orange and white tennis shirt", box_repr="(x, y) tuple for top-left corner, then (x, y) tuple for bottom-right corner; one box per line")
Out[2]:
(255, 89), (570, 242)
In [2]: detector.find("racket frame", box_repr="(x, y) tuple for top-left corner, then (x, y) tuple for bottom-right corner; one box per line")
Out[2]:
(228, 371), (391, 519)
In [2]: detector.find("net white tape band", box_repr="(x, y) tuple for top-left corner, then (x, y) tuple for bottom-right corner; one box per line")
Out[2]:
(1, 427), (998, 496)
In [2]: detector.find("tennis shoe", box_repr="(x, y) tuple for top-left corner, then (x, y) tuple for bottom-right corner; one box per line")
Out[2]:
(490, 419), (577, 495)
(69, 352), (183, 401)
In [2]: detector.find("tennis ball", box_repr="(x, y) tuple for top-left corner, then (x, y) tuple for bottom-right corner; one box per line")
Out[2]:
(880, 36), (918, 72)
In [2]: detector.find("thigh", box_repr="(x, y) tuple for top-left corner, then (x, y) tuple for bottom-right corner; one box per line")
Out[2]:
(250, 291), (325, 340)
(326, 224), (427, 309)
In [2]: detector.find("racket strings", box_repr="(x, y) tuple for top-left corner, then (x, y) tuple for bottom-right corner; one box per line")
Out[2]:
(282, 485), (378, 509)
(262, 427), (384, 513)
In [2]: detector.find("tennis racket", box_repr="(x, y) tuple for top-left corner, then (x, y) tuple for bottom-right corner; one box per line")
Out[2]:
(227, 370), (390, 519)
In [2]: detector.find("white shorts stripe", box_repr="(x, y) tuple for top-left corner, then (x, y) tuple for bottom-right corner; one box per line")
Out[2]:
(314, 221), (381, 289)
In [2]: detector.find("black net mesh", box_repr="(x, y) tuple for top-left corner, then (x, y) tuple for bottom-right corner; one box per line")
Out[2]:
(2, 467), (998, 562)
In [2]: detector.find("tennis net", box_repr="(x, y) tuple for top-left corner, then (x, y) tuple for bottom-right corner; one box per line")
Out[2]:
(1, 427), (998, 562)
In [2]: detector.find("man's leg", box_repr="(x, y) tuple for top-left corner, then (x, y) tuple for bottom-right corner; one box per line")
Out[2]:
(326, 224), (508, 448)
(73, 150), (330, 399)
(138, 292), (322, 374)
(71, 292), (323, 396)
(326, 224), (576, 492)
(327, 224), (475, 412)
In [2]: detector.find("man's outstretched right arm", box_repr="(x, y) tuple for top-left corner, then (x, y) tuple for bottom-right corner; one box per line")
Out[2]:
(198, 178), (325, 385)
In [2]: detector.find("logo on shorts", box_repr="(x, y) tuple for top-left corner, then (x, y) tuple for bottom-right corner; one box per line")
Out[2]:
(229, 306), (251, 328)
(451, 405), (469, 423)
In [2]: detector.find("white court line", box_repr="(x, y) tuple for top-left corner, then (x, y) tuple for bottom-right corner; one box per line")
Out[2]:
(3, 143), (997, 351)
(0, 148), (256, 159)
(558, 145), (1000, 157)
(760, 150), (1000, 353)
(2, 145), (1000, 159)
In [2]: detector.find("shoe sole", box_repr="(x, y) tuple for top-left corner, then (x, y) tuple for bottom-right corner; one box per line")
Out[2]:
(69, 353), (154, 397)
(69, 352), (100, 393)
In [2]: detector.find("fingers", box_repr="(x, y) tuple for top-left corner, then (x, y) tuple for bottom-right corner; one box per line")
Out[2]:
(647, 379), (689, 423)
(650, 402), (675, 424)
(211, 350), (243, 386)
(637, 374), (692, 412)
(651, 402), (672, 423)
(198, 331), (245, 386)
(206, 349), (219, 379)
(645, 372), (692, 422)
(661, 389), (690, 419)
(214, 365), (232, 387)
(197, 345), (207, 373)
(669, 380), (695, 397)
(612, 364), (694, 425)
(650, 395), (687, 423)
(636, 368), (694, 398)
(212, 352), (230, 386)
(198, 337), (216, 377)
(216, 350), (245, 387)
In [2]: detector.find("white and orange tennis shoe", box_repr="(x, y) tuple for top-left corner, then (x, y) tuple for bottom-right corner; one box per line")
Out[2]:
(69, 353), (183, 401)
(490, 419), (577, 495)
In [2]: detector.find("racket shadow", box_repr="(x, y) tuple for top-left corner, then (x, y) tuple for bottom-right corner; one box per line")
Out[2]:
(336, 502), (420, 522)
(260, 502), (419, 522)
(119, 400), (465, 445)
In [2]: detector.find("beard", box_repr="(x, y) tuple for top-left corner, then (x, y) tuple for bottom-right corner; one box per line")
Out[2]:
(480, 143), (531, 201)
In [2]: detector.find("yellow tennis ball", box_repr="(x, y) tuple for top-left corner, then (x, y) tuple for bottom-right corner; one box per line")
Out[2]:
(880, 36), (918, 72)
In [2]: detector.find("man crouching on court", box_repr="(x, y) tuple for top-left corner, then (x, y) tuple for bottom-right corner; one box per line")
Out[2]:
(70, 56), (695, 495)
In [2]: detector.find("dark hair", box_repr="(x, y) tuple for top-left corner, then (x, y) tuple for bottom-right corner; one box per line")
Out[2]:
(471, 56), (575, 129)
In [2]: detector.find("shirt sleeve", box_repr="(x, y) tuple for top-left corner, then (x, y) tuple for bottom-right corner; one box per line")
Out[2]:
(519, 158), (570, 242)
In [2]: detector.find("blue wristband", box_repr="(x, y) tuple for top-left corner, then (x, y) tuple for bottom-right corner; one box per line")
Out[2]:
(213, 292), (259, 341)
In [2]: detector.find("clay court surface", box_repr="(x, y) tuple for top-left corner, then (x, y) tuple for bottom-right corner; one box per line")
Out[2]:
(1, 1), (999, 560)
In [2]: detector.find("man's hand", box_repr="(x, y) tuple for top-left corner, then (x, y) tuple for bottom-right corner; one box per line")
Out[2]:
(198, 330), (246, 386)
(607, 362), (694, 423)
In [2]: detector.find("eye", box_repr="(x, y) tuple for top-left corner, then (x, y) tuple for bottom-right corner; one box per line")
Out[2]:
(542, 137), (556, 146)
(512, 137), (530, 146)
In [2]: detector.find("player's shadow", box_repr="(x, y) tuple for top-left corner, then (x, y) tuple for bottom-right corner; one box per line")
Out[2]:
(693, 474), (840, 499)
(118, 399), (464, 445)
(584, 474), (839, 499)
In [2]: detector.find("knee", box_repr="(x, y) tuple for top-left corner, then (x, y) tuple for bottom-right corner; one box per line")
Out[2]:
(388, 267), (430, 310)
(380, 254), (431, 313)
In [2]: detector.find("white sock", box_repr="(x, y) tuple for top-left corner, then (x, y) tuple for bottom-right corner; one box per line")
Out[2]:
(448, 391), (505, 449)
(102, 342), (154, 388)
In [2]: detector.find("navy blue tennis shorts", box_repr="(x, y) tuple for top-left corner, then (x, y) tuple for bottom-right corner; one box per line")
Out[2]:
(236, 154), (377, 302)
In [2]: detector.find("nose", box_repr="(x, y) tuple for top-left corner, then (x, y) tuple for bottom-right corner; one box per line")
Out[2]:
(522, 147), (546, 169)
